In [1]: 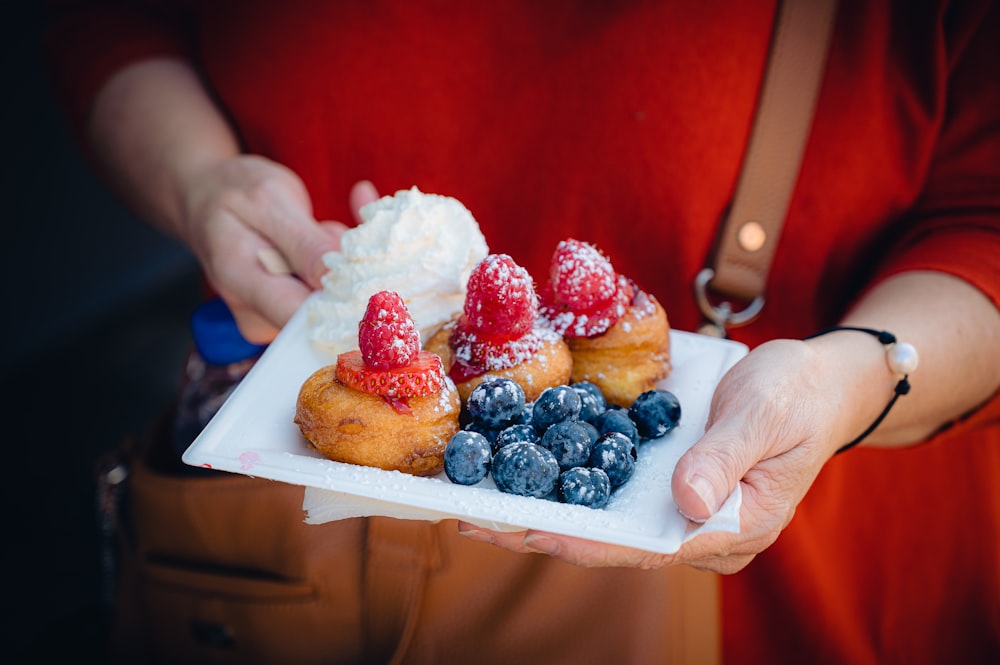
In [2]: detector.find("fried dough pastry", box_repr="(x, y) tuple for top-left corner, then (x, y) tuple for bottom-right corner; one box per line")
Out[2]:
(567, 292), (671, 407)
(294, 364), (461, 476)
(424, 322), (573, 404)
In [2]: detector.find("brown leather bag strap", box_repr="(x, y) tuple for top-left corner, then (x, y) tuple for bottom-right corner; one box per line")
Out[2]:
(696, 0), (839, 337)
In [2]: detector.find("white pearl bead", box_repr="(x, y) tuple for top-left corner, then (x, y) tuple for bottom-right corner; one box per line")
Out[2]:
(886, 342), (919, 375)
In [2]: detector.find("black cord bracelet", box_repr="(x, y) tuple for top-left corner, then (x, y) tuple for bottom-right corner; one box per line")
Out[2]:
(803, 326), (918, 454)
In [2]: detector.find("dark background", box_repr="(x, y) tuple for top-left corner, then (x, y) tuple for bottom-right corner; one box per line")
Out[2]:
(4, 3), (203, 662)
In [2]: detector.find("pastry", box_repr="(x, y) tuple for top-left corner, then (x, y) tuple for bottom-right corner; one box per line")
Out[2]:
(424, 253), (572, 403)
(539, 238), (670, 407)
(295, 290), (460, 476)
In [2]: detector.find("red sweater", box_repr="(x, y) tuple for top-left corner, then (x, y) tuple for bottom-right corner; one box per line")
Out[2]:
(47, 1), (1000, 663)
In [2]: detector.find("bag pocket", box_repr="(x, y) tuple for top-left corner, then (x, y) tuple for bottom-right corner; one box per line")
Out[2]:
(133, 558), (357, 665)
(106, 413), (365, 664)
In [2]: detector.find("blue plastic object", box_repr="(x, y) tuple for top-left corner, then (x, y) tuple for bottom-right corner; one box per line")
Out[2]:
(191, 297), (267, 366)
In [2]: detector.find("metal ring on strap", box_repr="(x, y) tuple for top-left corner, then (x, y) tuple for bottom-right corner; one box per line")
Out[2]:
(694, 268), (765, 336)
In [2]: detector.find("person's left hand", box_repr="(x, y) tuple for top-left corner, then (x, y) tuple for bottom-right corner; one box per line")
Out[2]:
(457, 339), (853, 573)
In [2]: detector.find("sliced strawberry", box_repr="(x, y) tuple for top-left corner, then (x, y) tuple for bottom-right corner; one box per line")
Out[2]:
(463, 254), (538, 338)
(358, 290), (420, 370)
(447, 318), (543, 380)
(336, 349), (445, 398)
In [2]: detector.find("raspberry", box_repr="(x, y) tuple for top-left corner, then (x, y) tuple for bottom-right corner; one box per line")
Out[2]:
(539, 239), (635, 337)
(358, 290), (420, 370)
(548, 239), (617, 310)
(463, 254), (538, 339)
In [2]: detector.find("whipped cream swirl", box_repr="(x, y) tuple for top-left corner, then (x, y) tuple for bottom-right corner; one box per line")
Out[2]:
(307, 187), (489, 356)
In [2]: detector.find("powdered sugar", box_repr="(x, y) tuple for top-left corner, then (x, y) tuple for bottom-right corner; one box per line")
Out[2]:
(539, 240), (634, 338)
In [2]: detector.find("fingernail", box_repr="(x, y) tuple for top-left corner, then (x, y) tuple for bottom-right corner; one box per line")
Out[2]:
(458, 528), (492, 543)
(523, 534), (560, 555)
(687, 474), (719, 518)
(257, 247), (292, 276)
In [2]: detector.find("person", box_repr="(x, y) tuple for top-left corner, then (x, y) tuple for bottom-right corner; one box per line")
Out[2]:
(45, 1), (1000, 663)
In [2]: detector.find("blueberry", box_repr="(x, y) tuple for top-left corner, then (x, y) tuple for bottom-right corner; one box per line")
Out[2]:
(464, 420), (502, 445)
(628, 389), (681, 440)
(531, 385), (582, 433)
(571, 380), (604, 403)
(571, 381), (607, 422)
(491, 441), (560, 498)
(493, 423), (539, 454)
(513, 401), (534, 425)
(592, 408), (640, 448)
(578, 420), (600, 446)
(539, 420), (594, 470)
(588, 431), (637, 488)
(443, 431), (492, 485)
(467, 378), (526, 429)
(558, 467), (612, 509)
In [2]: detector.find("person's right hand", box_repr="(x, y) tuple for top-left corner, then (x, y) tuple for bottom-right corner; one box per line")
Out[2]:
(179, 157), (378, 343)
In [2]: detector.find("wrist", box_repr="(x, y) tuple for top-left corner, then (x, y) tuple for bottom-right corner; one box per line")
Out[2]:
(804, 327), (917, 452)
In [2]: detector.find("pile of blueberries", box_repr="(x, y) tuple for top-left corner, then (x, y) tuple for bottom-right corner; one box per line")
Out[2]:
(443, 378), (681, 509)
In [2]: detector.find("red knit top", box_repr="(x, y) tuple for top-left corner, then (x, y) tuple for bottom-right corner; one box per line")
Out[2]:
(46, 1), (1000, 662)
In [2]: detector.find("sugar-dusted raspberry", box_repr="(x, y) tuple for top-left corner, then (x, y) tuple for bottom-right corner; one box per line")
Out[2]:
(539, 239), (634, 338)
(463, 254), (538, 339)
(358, 290), (420, 370)
(548, 238), (618, 310)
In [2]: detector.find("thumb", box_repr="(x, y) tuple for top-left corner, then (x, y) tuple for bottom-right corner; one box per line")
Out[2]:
(671, 425), (754, 523)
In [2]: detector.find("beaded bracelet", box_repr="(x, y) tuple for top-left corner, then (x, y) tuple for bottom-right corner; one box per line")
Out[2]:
(804, 326), (918, 454)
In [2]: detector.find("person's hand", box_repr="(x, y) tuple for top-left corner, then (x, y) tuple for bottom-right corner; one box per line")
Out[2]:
(458, 338), (851, 573)
(179, 156), (378, 342)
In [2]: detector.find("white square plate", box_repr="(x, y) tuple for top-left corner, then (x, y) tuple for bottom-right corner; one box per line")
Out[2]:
(184, 293), (747, 553)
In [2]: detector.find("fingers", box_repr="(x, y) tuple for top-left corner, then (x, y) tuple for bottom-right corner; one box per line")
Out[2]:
(349, 179), (379, 224)
(671, 340), (822, 522)
(265, 179), (376, 290)
(672, 425), (758, 523)
(219, 243), (314, 344)
(456, 522), (670, 569)
(270, 212), (342, 290)
(227, 301), (282, 345)
(318, 220), (349, 245)
(187, 160), (381, 341)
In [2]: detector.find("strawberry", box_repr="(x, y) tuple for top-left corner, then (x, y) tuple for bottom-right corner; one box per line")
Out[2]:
(335, 349), (445, 399)
(447, 318), (544, 382)
(539, 239), (633, 337)
(462, 254), (538, 339)
(358, 290), (420, 370)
